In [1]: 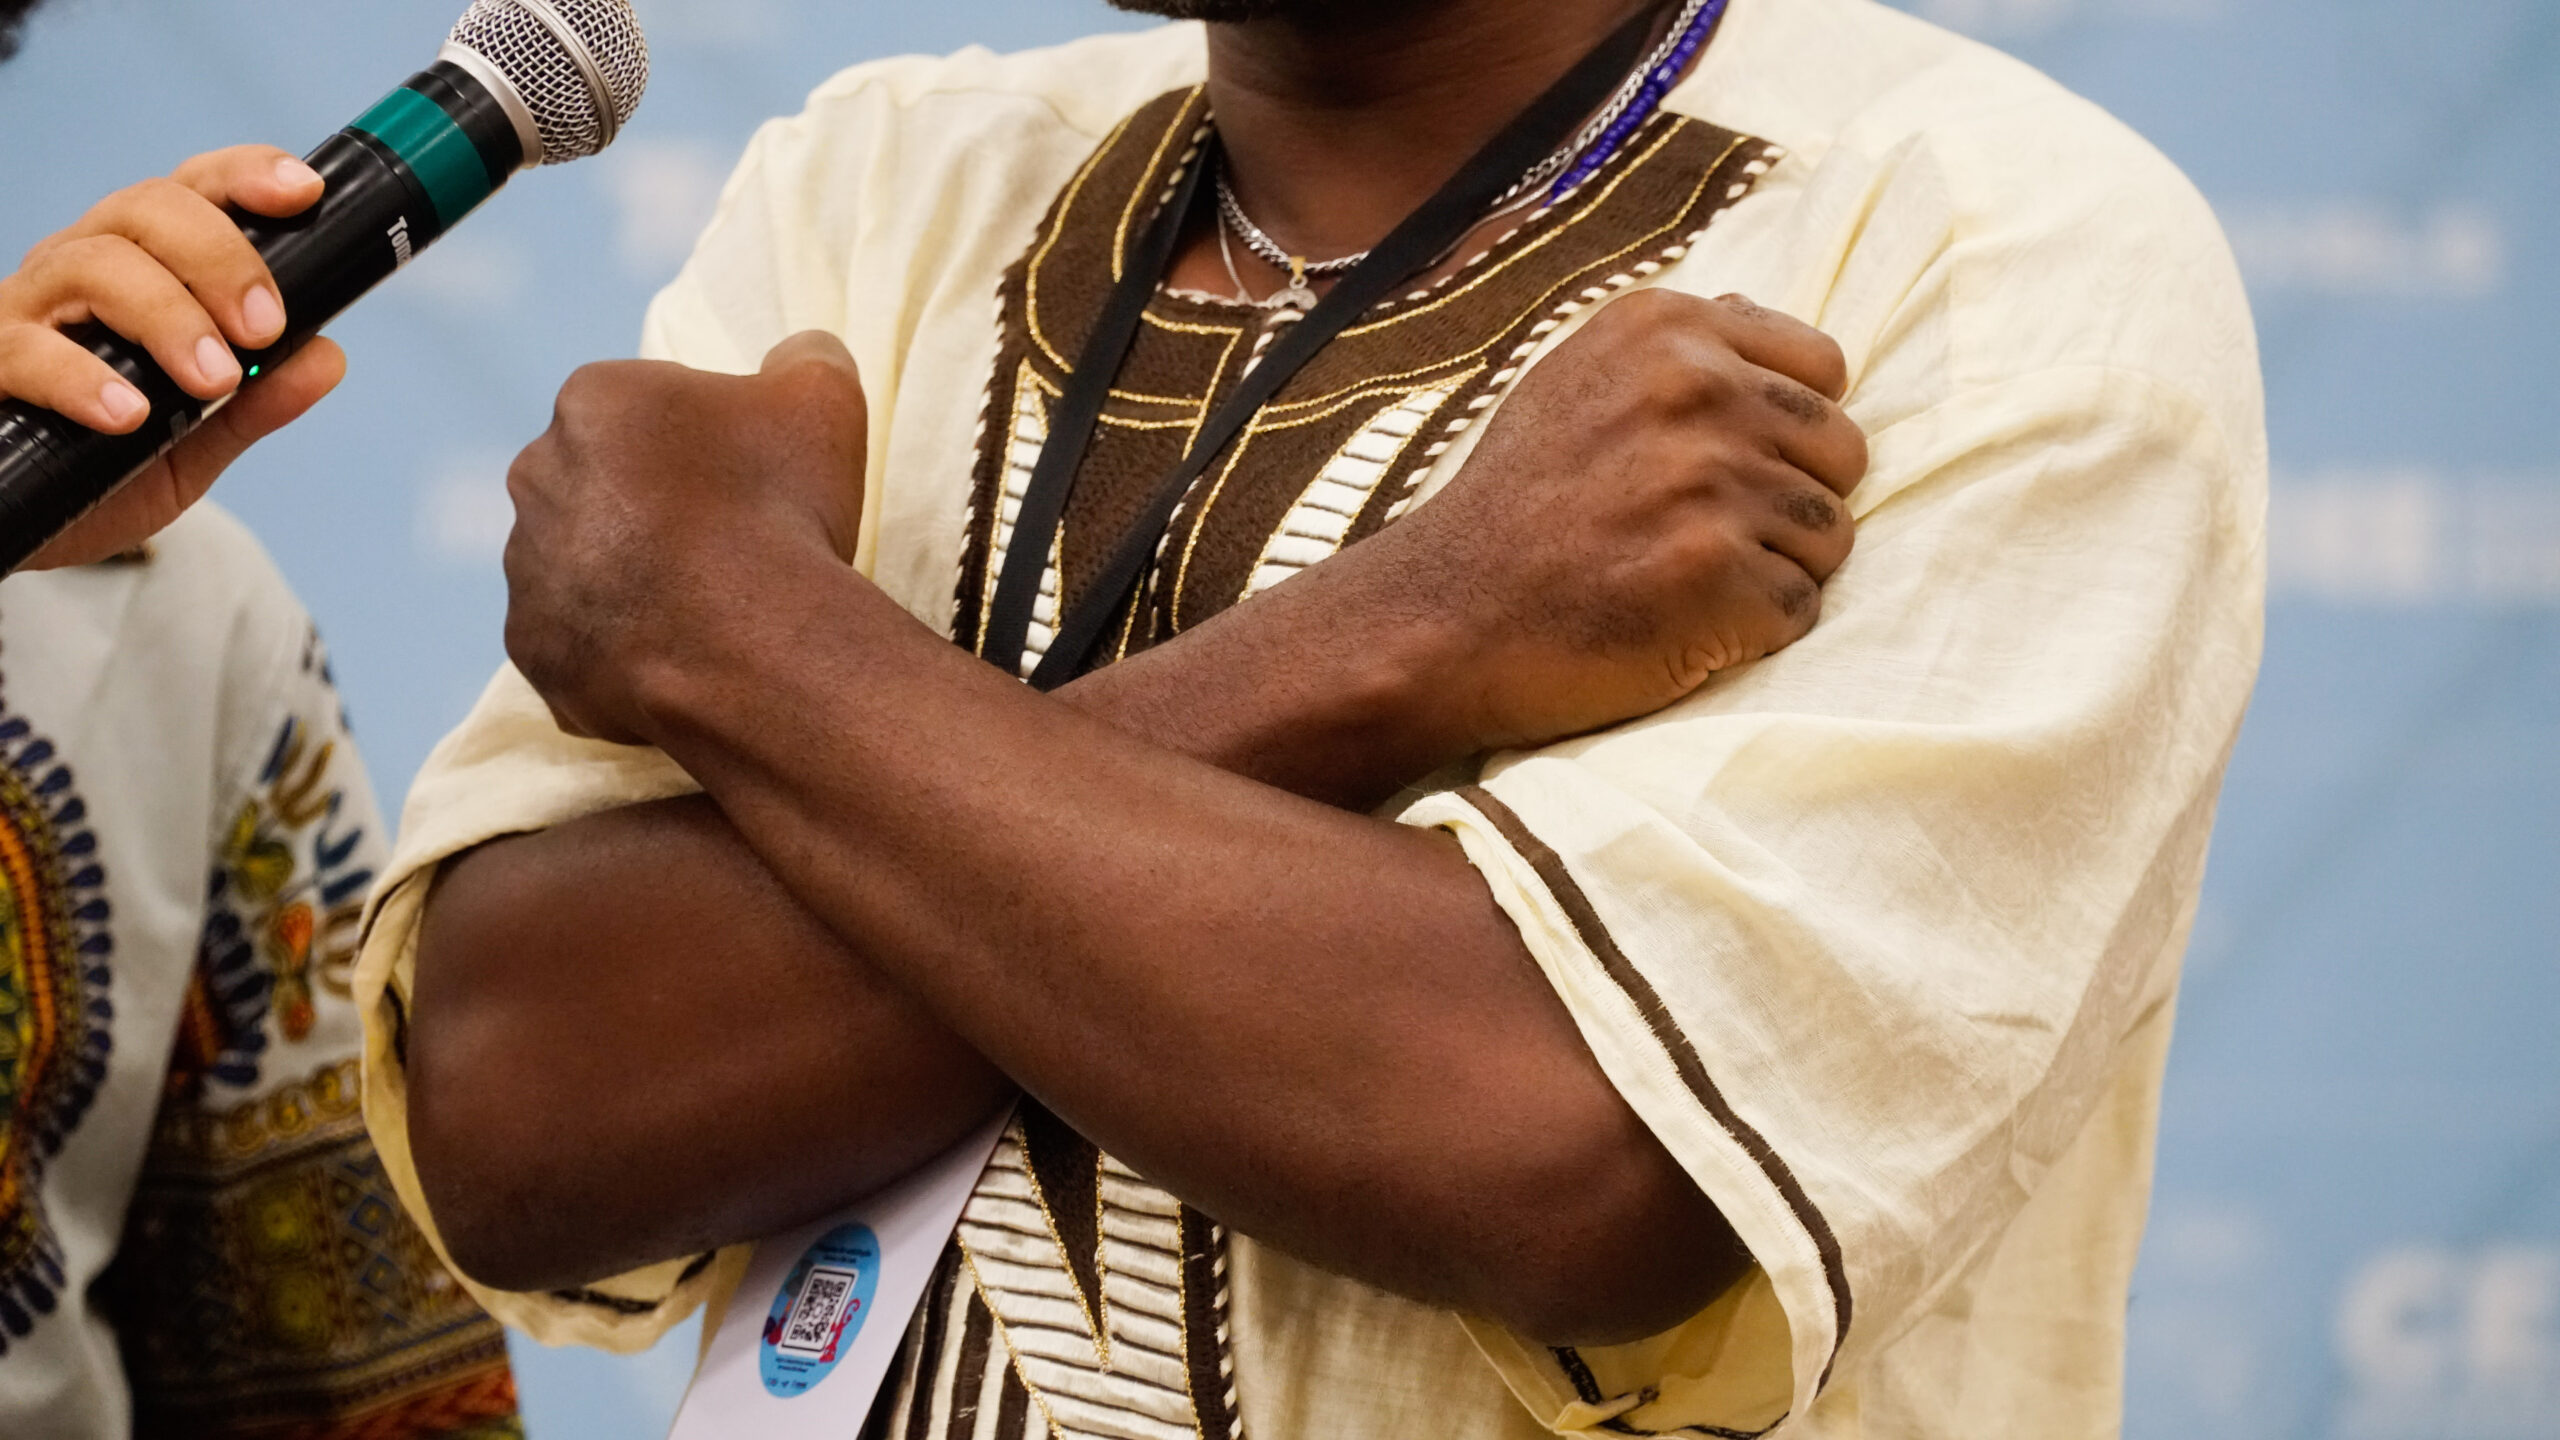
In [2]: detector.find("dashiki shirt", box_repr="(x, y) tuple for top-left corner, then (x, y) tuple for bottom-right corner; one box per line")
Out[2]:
(0, 505), (519, 1440)
(354, 2), (2270, 1438)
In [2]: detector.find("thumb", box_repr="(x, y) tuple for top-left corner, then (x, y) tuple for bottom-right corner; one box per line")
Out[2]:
(757, 330), (868, 564)
(761, 328), (860, 380)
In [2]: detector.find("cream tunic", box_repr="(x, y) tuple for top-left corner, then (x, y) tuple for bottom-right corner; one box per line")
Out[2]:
(353, 0), (2267, 1434)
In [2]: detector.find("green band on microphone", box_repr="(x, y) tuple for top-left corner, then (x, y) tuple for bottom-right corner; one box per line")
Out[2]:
(351, 87), (494, 231)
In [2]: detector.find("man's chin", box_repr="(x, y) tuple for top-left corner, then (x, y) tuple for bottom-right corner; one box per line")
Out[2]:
(1105, 0), (1312, 20)
(0, 0), (39, 61)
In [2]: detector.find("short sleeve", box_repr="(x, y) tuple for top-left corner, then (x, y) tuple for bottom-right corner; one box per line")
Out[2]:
(354, 37), (1196, 1352)
(1402, 360), (2265, 1433)
(353, 663), (714, 1353)
(355, 61), (921, 1353)
(636, 106), (844, 375)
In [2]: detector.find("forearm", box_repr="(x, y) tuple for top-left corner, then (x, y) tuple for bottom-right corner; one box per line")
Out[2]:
(1055, 549), (1471, 811)
(412, 556), (1480, 1289)
(641, 548), (1738, 1340)
(412, 797), (1015, 1290)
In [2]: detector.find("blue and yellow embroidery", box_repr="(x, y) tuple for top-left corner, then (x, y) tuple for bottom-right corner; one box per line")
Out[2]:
(176, 710), (377, 1093)
(0, 648), (113, 1356)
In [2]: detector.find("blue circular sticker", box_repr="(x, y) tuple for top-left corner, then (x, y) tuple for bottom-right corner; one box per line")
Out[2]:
(758, 1223), (883, 1398)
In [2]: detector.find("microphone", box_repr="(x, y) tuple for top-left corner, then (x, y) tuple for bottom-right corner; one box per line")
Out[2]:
(0, 0), (650, 574)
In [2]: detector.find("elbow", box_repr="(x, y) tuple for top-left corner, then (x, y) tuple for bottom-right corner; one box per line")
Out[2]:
(409, 1027), (561, 1295)
(407, 858), (585, 1294)
(1463, 1117), (1753, 1347)
(1496, 1243), (1743, 1350)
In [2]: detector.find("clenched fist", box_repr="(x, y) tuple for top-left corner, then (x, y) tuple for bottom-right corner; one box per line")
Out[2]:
(502, 331), (870, 745)
(1294, 287), (1869, 756)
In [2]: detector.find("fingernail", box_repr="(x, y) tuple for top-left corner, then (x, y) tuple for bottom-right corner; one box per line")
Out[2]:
(196, 334), (241, 387)
(241, 285), (284, 342)
(100, 381), (148, 427)
(275, 157), (321, 189)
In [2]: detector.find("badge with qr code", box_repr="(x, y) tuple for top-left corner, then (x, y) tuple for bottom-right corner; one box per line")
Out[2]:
(758, 1224), (881, 1396)
(669, 1110), (1011, 1438)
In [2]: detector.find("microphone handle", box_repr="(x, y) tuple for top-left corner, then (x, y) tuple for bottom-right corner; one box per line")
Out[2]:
(0, 61), (524, 574)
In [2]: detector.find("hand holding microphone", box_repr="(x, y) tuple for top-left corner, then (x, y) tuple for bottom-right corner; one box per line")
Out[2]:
(0, 149), (349, 570)
(0, 0), (649, 574)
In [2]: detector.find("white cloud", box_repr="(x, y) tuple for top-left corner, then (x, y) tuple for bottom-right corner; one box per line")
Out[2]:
(398, 230), (533, 311)
(2271, 470), (2443, 603)
(1914, 0), (2216, 35)
(597, 139), (730, 281)
(1915, 0), (2077, 34)
(417, 453), (515, 565)
(2130, 1202), (2273, 1421)
(2271, 469), (2560, 606)
(632, 0), (785, 48)
(2338, 1245), (2560, 1440)
(2227, 203), (2508, 300)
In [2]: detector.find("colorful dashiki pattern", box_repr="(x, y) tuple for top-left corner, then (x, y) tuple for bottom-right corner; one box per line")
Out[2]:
(0, 512), (520, 1440)
(0, 644), (113, 1352)
(867, 87), (1779, 1440)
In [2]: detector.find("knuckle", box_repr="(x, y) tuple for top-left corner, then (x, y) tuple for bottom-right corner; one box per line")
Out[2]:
(1585, 288), (1696, 352)
(1807, 348), (1850, 400)
(1630, 344), (1730, 417)
(1607, 286), (1687, 325)
(1713, 292), (1774, 320)
(1840, 424), (1873, 482)
(555, 362), (624, 415)
(778, 355), (857, 409)
(1761, 376), (1833, 424)
(1772, 574), (1822, 626)
(98, 180), (188, 240)
(58, 232), (145, 276)
(130, 176), (192, 212)
(1773, 485), (1844, 536)
(1664, 521), (1744, 580)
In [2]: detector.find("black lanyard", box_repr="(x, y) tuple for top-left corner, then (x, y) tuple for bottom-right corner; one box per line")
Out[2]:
(980, 5), (1665, 691)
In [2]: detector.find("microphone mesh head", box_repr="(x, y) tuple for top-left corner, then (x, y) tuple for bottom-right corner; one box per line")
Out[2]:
(447, 0), (649, 164)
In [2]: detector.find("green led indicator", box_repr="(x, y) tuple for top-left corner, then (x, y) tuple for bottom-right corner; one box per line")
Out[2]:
(246, 364), (263, 378)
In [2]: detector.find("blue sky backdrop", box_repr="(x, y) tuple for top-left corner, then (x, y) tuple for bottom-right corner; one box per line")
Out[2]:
(4, 0), (2554, 1435)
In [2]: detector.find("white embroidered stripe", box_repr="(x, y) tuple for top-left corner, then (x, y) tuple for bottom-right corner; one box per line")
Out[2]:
(942, 1123), (1221, 1440)
(1240, 384), (1456, 601)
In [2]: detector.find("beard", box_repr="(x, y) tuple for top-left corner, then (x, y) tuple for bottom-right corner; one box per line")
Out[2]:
(1105, 0), (1332, 19)
(0, 0), (37, 60)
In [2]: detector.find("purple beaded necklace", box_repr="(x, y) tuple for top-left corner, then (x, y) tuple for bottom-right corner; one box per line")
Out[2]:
(1547, 0), (1732, 203)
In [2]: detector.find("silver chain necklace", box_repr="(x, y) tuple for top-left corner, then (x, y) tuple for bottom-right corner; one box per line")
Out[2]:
(1214, 0), (1711, 310)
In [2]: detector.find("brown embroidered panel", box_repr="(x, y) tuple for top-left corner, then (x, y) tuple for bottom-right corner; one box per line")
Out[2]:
(954, 86), (1783, 675)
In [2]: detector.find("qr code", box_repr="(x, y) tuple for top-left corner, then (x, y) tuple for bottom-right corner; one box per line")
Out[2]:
(779, 1266), (860, 1355)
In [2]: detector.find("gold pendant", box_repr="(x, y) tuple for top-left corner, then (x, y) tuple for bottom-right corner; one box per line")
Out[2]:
(1282, 256), (1319, 311)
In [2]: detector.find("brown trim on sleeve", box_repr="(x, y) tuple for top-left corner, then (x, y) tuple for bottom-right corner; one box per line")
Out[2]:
(384, 983), (409, 1067)
(1552, 1347), (1787, 1440)
(545, 1287), (663, 1316)
(1554, 1343), (1607, 1404)
(1458, 787), (1853, 1393)
(543, 1249), (717, 1317)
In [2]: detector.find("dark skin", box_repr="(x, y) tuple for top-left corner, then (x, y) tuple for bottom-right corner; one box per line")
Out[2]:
(1165, 0), (1671, 297)
(0, 0), (39, 62)
(413, 0), (1870, 1347)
